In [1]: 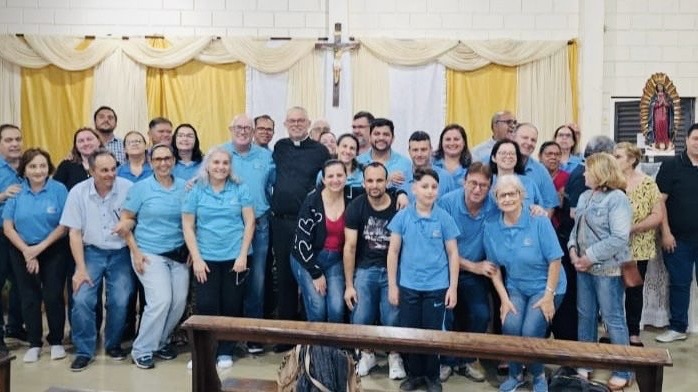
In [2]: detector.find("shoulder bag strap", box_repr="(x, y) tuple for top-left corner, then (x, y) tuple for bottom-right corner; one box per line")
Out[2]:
(304, 347), (332, 392)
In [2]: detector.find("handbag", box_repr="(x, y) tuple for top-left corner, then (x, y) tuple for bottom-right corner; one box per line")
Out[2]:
(621, 261), (644, 288)
(277, 345), (362, 392)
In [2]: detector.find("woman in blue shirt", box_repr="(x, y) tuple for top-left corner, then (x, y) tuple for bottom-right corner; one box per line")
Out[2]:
(489, 139), (544, 209)
(182, 146), (255, 369)
(554, 125), (583, 173)
(484, 174), (565, 392)
(117, 131), (152, 182)
(118, 144), (188, 370)
(387, 168), (460, 392)
(433, 123), (472, 186)
(2, 148), (68, 363)
(171, 123), (203, 181)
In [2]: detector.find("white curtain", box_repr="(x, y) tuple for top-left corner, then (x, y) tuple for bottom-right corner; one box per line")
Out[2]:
(0, 58), (20, 126)
(388, 63), (446, 156)
(246, 67), (288, 148)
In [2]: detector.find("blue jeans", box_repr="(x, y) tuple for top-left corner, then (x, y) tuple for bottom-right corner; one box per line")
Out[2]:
(351, 265), (399, 327)
(502, 287), (563, 378)
(577, 272), (631, 380)
(399, 286), (446, 381)
(290, 250), (345, 322)
(442, 272), (490, 366)
(131, 253), (190, 360)
(72, 246), (134, 359)
(663, 240), (698, 333)
(244, 214), (269, 319)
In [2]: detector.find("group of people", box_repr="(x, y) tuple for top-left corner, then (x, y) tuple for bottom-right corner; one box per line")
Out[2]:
(0, 104), (695, 392)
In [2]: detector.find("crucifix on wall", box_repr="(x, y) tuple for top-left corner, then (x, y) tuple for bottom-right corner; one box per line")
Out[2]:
(315, 23), (359, 107)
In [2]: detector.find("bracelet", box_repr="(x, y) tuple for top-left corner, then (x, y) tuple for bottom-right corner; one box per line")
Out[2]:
(545, 286), (555, 294)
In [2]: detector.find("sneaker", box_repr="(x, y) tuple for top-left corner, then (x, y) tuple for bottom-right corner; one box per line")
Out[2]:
(154, 344), (178, 360)
(458, 361), (486, 382)
(107, 347), (128, 361)
(187, 359), (193, 370)
(357, 351), (377, 377)
(247, 342), (264, 354)
(50, 345), (67, 360)
(23, 347), (40, 363)
(133, 355), (155, 369)
(400, 376), (426, 391)
(425, 378), (443, 392)
(499, 375), (525, 392)
(532, 374), (548, 392)
(439, 365), (453, 382)
(70, 356), (93, 372)
(388, 352), (406, 380)
(655, 329), (687, 343)
(216, 355), (233, 369)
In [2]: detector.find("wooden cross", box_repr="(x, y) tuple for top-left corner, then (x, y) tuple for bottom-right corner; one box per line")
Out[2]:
(315, 23), (360, 107)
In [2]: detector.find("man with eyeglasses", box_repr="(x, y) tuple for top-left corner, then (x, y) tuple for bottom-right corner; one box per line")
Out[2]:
(514, 123), (559, 212)
(94, 106), (126, 164)
(309, 118), (331, 141)
(436, 162), (497, 383)
(471, 111), (517, 163)
(352, 111), (375, 155)
(253, 115), (275, 149)
(270, 107), (329, 351)
(222, 114), (275, 354)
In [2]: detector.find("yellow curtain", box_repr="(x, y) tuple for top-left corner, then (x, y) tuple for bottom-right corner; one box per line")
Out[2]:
(446, 64), (517, 146)
(146, 38), (246, 152)
(567, 40), (579, 124)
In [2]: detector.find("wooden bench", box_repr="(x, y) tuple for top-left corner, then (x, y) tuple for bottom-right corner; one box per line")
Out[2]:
(182, 316), (672, 392)
(0, 354), (15, 392)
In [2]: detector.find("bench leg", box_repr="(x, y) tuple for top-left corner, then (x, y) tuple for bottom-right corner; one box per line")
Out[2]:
(635, 365), (663, 392)
(188, 329), (221, 392)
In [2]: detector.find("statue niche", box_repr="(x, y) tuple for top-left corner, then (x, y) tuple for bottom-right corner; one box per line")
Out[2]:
(640, 73), (681, 151)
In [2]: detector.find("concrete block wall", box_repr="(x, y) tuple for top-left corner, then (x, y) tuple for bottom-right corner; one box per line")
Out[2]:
(603, 0), (698, 131)
(0, 0), (328, 37)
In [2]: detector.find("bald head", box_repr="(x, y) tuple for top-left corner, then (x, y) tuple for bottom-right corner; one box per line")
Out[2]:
(491, 110), (517, 141)
(514, 123), (539, 157)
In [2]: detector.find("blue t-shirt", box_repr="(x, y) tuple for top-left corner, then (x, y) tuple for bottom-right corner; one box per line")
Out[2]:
(524, 158), (559, 209)
(432, 158), (467, 187)
(0, 157), (21, 215)
(122, 175), (186, 255)
(117, 162), (153, 183)
(223, 143), (275, 218)
(560, 154), (583, 174)
(387, 204), (460, 291)
(491, 174), (543, 208)
(173, 160), (201, 181)
(182, 181), (253, 261)
(483, 212), (566, 296)
(357, 149), (412, 182)
(2, 179), (68, 244)
(400, 166), (458, 203)
(438, 188), (497, 263)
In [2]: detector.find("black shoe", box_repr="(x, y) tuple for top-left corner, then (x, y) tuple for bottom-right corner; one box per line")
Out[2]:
(400, 377), (426, 391)
(5, 329), (28, 343)
(154, 345), (178, 360)
(425, 378), (443, 392)
(107, 347), (128, 361)
(70, 356), (93, 372)
(247, 342), (264, 354)
(0, 342), (9, 358)
(272, 344), (294, 353)
(599, 336), (612, 344)
(133, 355), (155, 369)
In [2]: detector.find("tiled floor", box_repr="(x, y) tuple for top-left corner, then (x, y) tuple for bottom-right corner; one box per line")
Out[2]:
(9, 327), (695, 392)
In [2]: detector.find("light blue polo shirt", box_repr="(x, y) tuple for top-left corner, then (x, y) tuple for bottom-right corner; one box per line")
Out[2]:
(117, 162), (153, 183)
(0, 157), (21, 215)
(2, 179), (68, 244)
(60, 177), (133, 250)
(357, 149), (412, 181)
(223, 143), (275, 218)
(560, 155), (583, 173)
(400, 166), (458, 203)
(123, 175), (186, 255)
(173, 160), (201, 181)
(437, 188), (497, 262)
(433, 158), (467, 186)
(492, 174), (543, 208)
(471, 138), (496, 163)
(387, 204), (460, 291)
(182, 181), (253, 261)
(483, 212), (566, 296)
(523, 158), (559, 208)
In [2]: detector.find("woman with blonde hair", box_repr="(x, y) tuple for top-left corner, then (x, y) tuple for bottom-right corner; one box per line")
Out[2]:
(568, 153), (633, 390)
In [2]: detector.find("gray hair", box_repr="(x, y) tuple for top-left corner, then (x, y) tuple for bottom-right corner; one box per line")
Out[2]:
(87, 148), (117, 170)
(493, 174), (527, 199)
(583, 136), (615, 158)
(195, 146), (241, 185)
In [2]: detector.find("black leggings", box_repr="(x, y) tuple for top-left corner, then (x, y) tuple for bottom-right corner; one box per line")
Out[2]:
(624, 260), (649, 337)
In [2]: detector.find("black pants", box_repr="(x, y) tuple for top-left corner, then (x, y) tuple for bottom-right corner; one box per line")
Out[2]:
(551, 237), (578, 341)
(0, 232), (24, 339)
(625, 260), (649, 337)
(400, 287), (446, 382)
(194, 261), (245, 356)
(9, 240), (67, 347)
(271, 216), (299, 321)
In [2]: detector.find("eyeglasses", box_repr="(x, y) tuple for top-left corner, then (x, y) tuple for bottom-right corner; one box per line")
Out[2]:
(352, 125), (369, 129)
(496, 151), (516, 157)
(151, 156), (173, 163)
(177, 133), (196, 139)
(496, 119), (517, 126)
(286, 119), (307, 125)
(466, 181), (490, 189)
(497, 191), (520, 200)
(126, 140), (144, 146)
(232, 125), (252, 132)
(556, 133), (573, 139)
(256, 127), (274, 133)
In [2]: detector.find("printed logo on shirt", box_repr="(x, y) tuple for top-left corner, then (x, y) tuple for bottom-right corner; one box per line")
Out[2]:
(522, 237), (533, 247)
(431, 229), (442, 239)
(46, 206), (58, 214)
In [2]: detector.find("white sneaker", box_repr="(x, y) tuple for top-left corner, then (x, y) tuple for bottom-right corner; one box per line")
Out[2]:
(357, 351), (377, 377)
(388, 352), (406, 380)
(216, 355), (233, 369)
(439, 364), (453, 382)
(23, 347), (41, 363)
(186, 360), (193, 370)
(50, 345), (67, 360)
(656, 330), (687, 343)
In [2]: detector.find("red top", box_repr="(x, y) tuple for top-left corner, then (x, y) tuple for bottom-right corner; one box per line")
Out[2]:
(323, 213), (346, 252)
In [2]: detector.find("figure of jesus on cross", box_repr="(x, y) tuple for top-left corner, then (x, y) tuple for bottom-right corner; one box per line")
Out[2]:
(315, 23), (359, 107)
